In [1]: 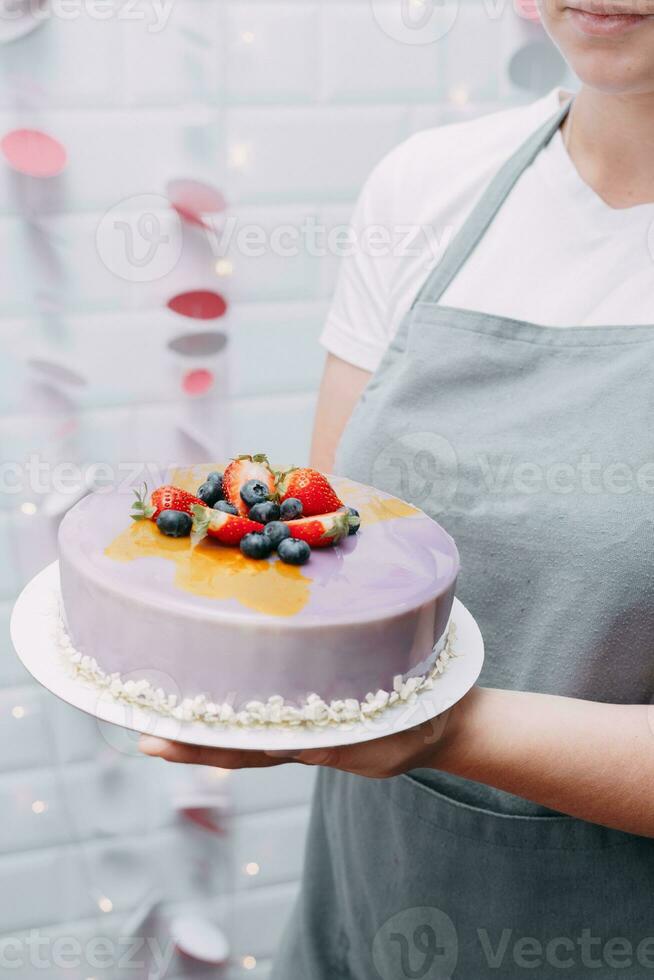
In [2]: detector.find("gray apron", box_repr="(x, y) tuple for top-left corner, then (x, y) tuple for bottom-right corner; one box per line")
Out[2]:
(272, 103), (654, 979)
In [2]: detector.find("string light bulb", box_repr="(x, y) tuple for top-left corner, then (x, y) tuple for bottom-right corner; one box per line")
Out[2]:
(242, 955), (257, 970)
(32, 800), (47, 814)
(228, 143), (251, 171)
(449, 85), (470, 107)
(98, 896), (113, 913)
(245, 862), (260, 877)
(11, 706), (25, 719)
(215, 259), (233, 278)
(241, 31), (255, 44)
(20, 502), (37, 516)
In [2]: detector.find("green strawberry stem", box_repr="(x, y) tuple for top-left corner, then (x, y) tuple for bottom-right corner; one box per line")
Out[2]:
(274, 466), (297, 495)
(320, 511), (350, 543)
(130, 483), (155, 521)
(190, 503), (211, 548)
(346, 511), (360, 531)
(233, 452), (270, 465)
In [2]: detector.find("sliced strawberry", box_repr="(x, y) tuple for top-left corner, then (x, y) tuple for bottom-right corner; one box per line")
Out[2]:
(284, 508), (353, 548)
(223, 453), (276, 517)
(191, 503), (264, 547)
(131, 484), (203, 522)
(276, 467), (343, 517)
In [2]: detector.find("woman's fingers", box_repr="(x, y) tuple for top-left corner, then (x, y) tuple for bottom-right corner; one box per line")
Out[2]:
(138, 710), (450, 775)
(139, 736), (286, 769)
(272, 713), (450, 776)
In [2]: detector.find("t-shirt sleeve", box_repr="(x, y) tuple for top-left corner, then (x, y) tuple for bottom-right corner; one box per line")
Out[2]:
(320, 145), (405, 373)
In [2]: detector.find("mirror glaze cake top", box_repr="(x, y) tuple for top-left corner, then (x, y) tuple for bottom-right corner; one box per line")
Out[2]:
(57, 466), (460, 726)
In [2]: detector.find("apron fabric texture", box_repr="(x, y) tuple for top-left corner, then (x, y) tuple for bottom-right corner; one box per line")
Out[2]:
(272, 102), (654, 980)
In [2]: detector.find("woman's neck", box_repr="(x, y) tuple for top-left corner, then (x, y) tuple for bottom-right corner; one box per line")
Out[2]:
(562, 86), (654, 208)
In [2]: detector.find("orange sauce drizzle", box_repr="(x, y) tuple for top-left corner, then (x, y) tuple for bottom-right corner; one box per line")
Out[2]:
(105, 520), (310, 617)
(104, 467), (420, 615)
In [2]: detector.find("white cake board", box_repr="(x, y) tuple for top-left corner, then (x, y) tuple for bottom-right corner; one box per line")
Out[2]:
(11, 562), (484, 751)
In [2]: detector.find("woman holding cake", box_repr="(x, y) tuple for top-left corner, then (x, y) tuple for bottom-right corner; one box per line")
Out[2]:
(141, 1), (654, 976)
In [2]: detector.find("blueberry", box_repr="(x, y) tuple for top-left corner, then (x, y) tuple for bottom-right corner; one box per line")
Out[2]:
(280, 497), (303, 520)
(249, 501), (280, 525)
(206, 471), (224, 497)
(214, 500), (238, 515)
(263, 520), (291, 549)
(277, 538), (311, 566)
(240, 532), (274, 560)
(197, 481), (222, 507)
(347, 507), (361, 536)
(240, 479), (271, 508)
(156, 509), (192, 538)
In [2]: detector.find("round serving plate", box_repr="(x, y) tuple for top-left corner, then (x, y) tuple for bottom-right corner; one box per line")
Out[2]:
(11, 561), (484, 752)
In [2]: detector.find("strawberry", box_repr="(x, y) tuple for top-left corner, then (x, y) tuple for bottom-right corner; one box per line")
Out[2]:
(223, 453), (276, 517)
(131, 484), (203, 522)
(276, 467), (343, 517)
(191, 503), (264, 547)
(284, 508), (354, 548)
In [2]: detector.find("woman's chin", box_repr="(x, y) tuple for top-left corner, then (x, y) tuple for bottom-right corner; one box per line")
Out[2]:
(541, 8), (654, 96)
(572, 51), (654, 95)
(558, 36), (654, 94)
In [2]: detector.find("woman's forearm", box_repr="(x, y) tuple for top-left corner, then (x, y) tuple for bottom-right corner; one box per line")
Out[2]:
(139, 684), (654, 838)
(309, 354), (371, 471)
(436, 687), (654, 837)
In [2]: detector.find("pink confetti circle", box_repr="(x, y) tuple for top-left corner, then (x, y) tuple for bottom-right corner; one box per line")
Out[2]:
(168, 290), (227, 321)
(170, 914), (229, 964)
(182, 369), (214, 396)
(167, 179), (226, 228)
(515, 0), (541, 20)
(1, 128), (67, 178)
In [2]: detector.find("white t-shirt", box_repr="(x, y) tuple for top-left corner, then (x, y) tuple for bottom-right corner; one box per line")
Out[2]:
(321, 88), (654, 373)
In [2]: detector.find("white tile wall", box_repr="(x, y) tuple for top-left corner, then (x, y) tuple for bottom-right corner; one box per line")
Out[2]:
(321, 3), (444, 102)
(225, 4), (321, 104)
(0, 2), (570, 977)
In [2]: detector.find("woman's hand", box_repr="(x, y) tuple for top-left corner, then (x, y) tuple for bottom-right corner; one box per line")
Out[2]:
(141, 687), (654, 838)
(138, 705), (454, 778)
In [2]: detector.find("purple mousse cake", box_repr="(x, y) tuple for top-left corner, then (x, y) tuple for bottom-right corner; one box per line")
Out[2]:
(57, 464), (459, 728)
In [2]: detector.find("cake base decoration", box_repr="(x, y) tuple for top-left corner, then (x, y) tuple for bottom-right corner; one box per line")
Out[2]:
(57, 610), (457, 729)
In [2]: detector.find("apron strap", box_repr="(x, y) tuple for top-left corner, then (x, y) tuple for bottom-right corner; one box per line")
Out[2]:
(412, 99), (572, 308)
